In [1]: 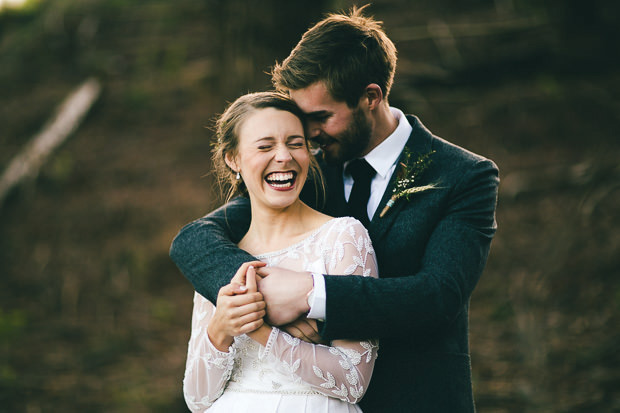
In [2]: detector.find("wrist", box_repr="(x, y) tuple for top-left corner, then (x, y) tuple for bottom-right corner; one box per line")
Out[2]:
(306, 288), (314, 314)
(207, 324), (233, 352)
(247, 324), (272, 346)
(300, 272), (314, 314)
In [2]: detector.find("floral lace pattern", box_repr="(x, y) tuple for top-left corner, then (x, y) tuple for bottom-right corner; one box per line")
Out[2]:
(183, 217), (379, 412)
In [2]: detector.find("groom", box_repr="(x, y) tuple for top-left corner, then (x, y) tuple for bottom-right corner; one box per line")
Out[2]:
(171, 6), (498, 412)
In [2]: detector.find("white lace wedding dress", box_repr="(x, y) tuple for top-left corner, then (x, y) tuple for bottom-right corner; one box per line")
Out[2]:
(183, 217), (379, 412)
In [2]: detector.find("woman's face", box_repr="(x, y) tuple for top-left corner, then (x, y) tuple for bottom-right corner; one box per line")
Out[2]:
(227, 107), (310, 211)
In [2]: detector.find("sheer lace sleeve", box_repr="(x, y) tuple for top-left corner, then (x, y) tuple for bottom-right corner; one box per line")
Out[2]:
(183, 292), (235, 412)
(263, 218), (379, 403)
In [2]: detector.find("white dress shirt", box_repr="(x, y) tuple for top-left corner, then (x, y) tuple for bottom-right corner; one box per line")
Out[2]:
(308, 107), (412, 320)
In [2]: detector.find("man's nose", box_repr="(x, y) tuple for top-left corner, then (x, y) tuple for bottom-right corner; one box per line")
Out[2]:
(305, 120), (322, 139)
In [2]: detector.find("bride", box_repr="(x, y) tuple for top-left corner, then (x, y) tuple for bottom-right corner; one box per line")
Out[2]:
(182, 91), (379, 412)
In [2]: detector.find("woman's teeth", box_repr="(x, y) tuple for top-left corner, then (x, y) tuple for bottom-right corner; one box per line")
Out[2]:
(265, 172), (296, 188)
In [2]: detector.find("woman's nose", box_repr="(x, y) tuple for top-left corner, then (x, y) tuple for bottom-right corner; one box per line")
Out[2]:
(274, 144), (293, 162)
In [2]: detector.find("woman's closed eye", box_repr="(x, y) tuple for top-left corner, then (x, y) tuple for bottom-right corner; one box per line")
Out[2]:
(255, 136), (305, 151)
(287, 136), (306, 149)
(288, 141), (305, 149)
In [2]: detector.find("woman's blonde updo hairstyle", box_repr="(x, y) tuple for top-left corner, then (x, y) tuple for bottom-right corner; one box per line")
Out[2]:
(211, 91), (324, 204)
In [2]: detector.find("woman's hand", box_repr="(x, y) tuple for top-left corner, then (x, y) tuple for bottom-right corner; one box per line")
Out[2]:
(244, 265), (273, 346)
(230, 260), (266, 290)
(207, 261), (267, 351)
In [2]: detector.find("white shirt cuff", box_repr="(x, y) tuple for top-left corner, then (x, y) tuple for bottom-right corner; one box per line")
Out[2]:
(307, 273), (326, 321)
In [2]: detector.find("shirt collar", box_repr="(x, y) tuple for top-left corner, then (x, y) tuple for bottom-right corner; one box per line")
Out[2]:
(361, 107), (412, 178)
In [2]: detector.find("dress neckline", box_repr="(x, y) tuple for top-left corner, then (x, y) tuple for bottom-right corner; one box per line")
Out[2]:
(254, 217), (344, 260)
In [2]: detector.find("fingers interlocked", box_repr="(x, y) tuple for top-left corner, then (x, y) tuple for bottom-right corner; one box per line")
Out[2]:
(213, 262), (267, 337)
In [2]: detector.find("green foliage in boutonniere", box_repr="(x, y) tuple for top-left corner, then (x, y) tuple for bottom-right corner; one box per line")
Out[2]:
(380, 148), (437, 218)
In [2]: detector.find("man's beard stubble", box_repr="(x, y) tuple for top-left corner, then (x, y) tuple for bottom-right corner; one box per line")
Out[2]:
(321, 107), (372, 166)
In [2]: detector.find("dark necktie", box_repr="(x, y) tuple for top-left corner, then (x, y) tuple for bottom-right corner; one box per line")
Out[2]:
(346, 158), (376, 227)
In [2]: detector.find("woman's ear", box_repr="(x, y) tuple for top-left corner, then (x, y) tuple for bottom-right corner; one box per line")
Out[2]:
(224, 152), (238, 174)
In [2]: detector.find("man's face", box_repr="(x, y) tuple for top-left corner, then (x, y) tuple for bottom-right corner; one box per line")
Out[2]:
(290, 82), (371, 165)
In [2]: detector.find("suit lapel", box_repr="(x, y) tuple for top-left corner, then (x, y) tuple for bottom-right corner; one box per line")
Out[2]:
(369, 115), (434, 242)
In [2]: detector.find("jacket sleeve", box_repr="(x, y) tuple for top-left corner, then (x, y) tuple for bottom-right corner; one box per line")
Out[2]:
(320, 158), (499, 340)
(169, 196), (255, 303)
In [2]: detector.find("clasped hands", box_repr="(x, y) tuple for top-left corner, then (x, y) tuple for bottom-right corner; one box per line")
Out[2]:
(208, 261), (324, 350)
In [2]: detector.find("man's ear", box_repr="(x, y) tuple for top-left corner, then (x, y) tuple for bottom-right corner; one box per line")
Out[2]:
(224, 152), (238, 173)
(365, 84), (384, 110)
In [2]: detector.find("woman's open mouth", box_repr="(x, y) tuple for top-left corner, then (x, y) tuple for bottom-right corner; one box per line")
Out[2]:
(264, 171), (297, 189)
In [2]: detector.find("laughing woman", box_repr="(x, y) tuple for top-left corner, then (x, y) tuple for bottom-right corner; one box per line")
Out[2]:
(182, 92), (379, 412)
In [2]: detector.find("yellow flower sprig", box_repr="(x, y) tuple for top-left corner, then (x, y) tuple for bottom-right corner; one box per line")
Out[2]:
(379, 149), (437, 218)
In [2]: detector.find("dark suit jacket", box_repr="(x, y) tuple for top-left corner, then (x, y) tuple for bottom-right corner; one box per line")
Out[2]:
(170, 115), (499, 412)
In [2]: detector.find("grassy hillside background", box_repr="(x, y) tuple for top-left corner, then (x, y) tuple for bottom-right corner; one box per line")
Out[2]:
(1, 0), (619, 411)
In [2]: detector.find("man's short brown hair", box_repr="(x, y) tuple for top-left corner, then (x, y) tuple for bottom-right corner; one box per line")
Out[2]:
(271, 5), (397, 108)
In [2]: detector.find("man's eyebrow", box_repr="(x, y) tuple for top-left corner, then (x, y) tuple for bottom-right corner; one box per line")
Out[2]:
(306, 110), (331, 118)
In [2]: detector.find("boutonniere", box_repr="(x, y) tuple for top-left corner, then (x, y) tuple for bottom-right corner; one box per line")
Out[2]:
(379, 148), (437, 218)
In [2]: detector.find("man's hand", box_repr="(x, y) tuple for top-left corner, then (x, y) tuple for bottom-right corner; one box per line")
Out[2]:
(255, 266), (313, 326)
(282, 317), (327, 344)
